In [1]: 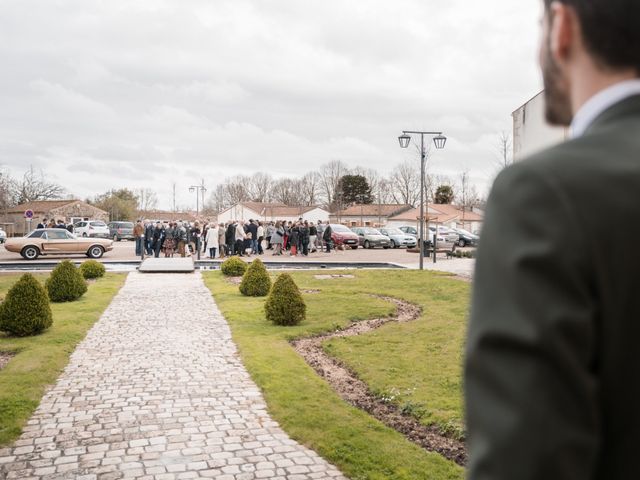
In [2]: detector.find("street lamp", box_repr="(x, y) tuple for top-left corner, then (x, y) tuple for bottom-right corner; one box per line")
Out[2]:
(188, 179), (207, 219)
(398, 130), (447, 269)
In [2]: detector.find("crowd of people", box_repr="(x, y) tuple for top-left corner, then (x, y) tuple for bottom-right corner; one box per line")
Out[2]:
(132, 218), (335, 258)
(35, 218), (75, 232)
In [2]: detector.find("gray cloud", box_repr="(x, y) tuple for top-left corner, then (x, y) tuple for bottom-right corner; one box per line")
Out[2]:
(0, 0), (542, 208)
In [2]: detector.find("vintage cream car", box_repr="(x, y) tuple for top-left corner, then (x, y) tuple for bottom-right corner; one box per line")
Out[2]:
(4, 228), (114, 260)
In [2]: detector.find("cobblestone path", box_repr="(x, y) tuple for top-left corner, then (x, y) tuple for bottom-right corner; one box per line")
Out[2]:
(0, 272), (346, 480)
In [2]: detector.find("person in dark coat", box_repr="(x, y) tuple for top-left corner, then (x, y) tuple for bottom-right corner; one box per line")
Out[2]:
(225, 221), (236, 256)
(288, 224), (299, 256)
(322, 224), (332, 253)
(151, 222), (164, 258)
(247, 219), (259, 255)
(299, 221), (310, 256)
(465, 1), (640, 479)
(145, 220), (154, 255)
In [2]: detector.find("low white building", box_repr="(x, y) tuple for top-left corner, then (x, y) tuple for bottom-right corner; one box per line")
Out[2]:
(329, 204), (413, 227)
(513, 91), (569, 160)
(217, 202), (330, 224)
(387, 203), (483, 234)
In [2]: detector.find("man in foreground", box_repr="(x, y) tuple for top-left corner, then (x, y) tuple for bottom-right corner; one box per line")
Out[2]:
(465, 0), (640, 478)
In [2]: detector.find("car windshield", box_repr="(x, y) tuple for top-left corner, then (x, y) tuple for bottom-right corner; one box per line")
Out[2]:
(331, 225), (351, 233)
(382, 228), (402, 235)
(456, 228), (474, 236)
(120, 222), (134, 228)
(363, 228), (381, 235)
(91, 221), (107, 227)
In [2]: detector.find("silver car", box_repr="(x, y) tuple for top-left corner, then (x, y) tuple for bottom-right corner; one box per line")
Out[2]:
(351, 227), (391, 249)
(429, 226), (459, 244)
(378, 227), (417, 249)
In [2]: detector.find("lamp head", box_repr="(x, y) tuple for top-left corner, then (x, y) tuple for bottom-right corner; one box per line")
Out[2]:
(433, 135), (447, 149)
(398, 133), (411, 149)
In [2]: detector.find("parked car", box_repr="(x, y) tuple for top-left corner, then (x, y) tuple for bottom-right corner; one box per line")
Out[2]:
(4, 229), (113, 260)
(429, 226), (459, 244)
(328, 224), (360, 249)
(108, 221), (135, 241)
(398, 225), (418, 237)
(397, 225), (451, 248)
(378, 227), (417, 249)
(74, 220), (110, 238)
(351, 227), (391, 249)
(451, 227), (479, 247)
(0, 228), (6, 244)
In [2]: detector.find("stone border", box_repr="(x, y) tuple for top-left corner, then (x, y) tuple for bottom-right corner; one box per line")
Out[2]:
(0, 351), (14, 371)
(291, 296), (467, 466)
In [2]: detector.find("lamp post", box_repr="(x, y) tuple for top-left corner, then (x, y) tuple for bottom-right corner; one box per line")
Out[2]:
(188, 179), (207, 220)
(398, 131), (447, 269)
(189, 180), (207, 260)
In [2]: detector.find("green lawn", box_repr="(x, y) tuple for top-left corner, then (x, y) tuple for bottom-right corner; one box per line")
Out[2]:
(0, 272), (126, 446)
(203, 269), (468, 480)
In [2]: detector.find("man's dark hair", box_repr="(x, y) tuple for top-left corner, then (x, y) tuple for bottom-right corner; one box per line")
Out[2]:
(545, 0), (640, 73)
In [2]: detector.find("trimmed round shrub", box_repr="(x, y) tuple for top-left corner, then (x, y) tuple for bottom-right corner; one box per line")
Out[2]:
(46, 261), (87, 302)
(239, 259), (271, 297)
(0, 273), (52, 336)
(79, 260), (106, 279)
(264, 273), (306, 326)
(221, 256), (248, 276)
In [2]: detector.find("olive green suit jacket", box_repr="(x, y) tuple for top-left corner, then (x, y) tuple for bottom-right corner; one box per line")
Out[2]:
(466, 95), (640, 479)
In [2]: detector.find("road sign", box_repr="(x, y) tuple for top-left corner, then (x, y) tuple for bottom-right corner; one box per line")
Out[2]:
(24, 209), (34, 219)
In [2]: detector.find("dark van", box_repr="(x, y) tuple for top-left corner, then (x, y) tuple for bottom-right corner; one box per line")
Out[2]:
(107, 221), (135, 241)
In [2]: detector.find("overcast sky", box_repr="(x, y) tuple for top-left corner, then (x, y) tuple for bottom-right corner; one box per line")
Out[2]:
(0, 0), (543, 210)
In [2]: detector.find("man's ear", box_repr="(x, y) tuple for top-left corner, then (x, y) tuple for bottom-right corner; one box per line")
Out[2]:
(549, 2), (578, 65)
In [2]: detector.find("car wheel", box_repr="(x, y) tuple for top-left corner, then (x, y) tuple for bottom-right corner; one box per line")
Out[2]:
(458, 239), (466, 247)
(390, 240), (396, 248)
(350, 246), (358, 250)
(113, 234), (119, 242)
(82, 232), (88, 237)
(364, 240), (371, 249)
(88, 245), (104, 259)
(21, 246), (40, 260)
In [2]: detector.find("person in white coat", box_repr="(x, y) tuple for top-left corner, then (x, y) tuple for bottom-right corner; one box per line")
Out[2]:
(205, 224), (219, 258)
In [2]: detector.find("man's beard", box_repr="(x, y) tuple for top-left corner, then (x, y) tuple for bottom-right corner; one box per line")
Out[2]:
(542, 39), (573, 126)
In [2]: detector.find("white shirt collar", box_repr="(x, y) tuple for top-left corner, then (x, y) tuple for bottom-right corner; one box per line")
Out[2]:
(570, 79), (640, 138)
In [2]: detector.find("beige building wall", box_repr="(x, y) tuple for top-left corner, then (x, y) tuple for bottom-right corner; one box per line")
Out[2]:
(513, 91), (569, 160)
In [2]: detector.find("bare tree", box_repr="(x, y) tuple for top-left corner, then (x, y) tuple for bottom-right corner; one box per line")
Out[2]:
(0, 170), (14, 212)
(248, 172), (273, 202)
(138, 188), (158, 212)
(205, 184), (229, 214)
(271, 178), (305, 206)
(318, 160), (349, 208)
(458, 170), (481, 210)
(389, 160), (420, 206)
(376, 177), (396, 204)
(12, 166), (65, 204)
(496, 131), (513, 169)
(299, 171), (321, 206)
(223, 175), (252, 205)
